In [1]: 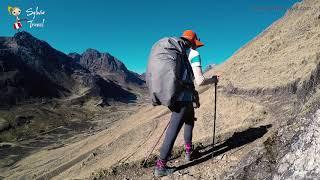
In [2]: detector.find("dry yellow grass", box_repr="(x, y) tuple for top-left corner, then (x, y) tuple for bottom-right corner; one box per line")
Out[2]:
(206, 0), (320, 90)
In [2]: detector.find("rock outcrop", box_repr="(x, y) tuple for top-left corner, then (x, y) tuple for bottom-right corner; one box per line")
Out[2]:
(70, 49), (145, 87)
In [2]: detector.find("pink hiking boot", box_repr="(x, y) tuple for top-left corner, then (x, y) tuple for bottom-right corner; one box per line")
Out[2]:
(154, 159), (175, 177)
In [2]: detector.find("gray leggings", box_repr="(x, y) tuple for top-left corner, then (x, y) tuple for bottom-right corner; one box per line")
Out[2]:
(159, 101), (195, 160)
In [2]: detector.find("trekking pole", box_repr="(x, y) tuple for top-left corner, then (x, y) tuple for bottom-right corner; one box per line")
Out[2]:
(212, 76), (218, 159)
(142, 118), (171, 167)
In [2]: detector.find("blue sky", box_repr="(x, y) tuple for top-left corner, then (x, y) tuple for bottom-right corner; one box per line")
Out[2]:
(1, 0), (299, 74)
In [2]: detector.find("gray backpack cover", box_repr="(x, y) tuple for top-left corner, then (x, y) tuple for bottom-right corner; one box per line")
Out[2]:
(146, 37), (194, 107)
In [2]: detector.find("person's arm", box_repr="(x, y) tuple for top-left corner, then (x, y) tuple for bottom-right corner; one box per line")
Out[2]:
(189, 49), (217, 86)
(192, 66), (205, 85)
(192, 66), (219, 86)
(189, 49), (204, 85)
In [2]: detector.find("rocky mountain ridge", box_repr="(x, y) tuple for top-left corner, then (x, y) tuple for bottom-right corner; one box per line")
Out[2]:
(69, 49), (145, 88)
(0, 32), (145, 107)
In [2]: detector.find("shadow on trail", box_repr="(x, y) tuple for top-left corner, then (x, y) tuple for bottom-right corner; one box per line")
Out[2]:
(176, 124), (272, 171)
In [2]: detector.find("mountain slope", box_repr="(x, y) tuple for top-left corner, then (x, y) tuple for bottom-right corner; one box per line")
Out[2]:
(205, 0), (320, 179)
(208, 0), (320, 93)
(0, 32), (137, 107)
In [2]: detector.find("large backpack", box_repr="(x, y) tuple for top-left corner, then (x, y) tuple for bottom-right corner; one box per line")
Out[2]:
(146, 37), (195, 107)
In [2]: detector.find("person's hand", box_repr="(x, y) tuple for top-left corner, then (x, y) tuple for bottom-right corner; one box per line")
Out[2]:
(211, 75), (219, 84)
(199, 75), (220, 86)
(192, 91), (200, 108)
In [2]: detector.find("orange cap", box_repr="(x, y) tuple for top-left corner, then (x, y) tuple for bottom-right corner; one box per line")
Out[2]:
(181, 30), (204, 47)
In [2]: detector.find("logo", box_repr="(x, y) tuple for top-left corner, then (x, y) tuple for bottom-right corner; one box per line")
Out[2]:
(26, 6), (46, 28)
(8, 5), (47, 31)
(8, 6), (24, 30)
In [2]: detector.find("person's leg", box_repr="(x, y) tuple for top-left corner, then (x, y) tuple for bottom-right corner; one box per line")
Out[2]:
(155, 102), (189, 177)
(159, 102), (188, 160)
(184, 103), (195, 144)
(184, 103), (195, 161)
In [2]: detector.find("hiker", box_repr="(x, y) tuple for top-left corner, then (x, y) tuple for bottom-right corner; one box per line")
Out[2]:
(146, 30), (219, 177)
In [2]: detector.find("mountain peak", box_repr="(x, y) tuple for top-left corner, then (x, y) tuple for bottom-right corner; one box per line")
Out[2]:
(83, 48), (101, 55)
(11, 31), (51, 51)
(13, 31), (35, 40)
(70, 49), (145, 86)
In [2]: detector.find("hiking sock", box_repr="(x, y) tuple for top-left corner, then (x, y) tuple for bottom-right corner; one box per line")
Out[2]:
(185, 143), (192, 161)
(185, 143), (192, 154)
(156, 159), (166, 169)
